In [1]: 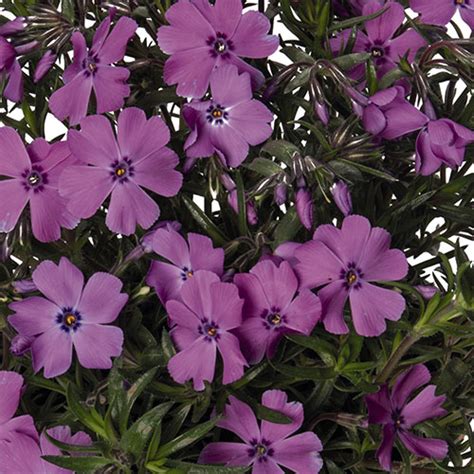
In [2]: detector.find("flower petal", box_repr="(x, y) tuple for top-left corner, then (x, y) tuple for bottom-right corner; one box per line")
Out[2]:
(0, 371), (23, 424)
(209, 281), (243, 329)
(63, 32), (87, 83)
(210, 64), (252, 107)
(98, 16), (137, 64)
(410, 0), (456, 26)
(188, 233), (224, 275)
(217, 332), (247, 385)
(93, 66), (130, 115)
(398, 430), (448, 460)
(402, 385), (447, 428)
(363, 1), (404, 43)
(376, 424), (396, 472)
(146, 261), (185, 305)
(319, 281), (350, 334)
(283, 289), (321, 335)
(228, 100), (273, 146)
(391, 364), (431, 409)
(234, 317), (270, 364)
(166, 299), (201, 330)
(218, 395), (260, 444)
(152, 227), (191, 267)
(8, 297), (59, 337)
(0, 127), (30, 178)
(198, 441), (253, 467)
(365, 384), (392, 425)
(388, 29), (427, 64)
(0, 179), (28, 233)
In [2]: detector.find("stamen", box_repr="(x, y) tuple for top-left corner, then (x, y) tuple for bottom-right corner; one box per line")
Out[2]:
(214, 40), (226, 53)
(115, 167), (126, 177)
(455, 0), (464, 4)
(207, 327), (217, 337)
(88, 62), (97, 72)
(212, 109), (223, 118)
(346, 271), (357, 285)
(187, 271), (194, 278)
(371, 47), (384, 58)
(256, 445), (267, 456)
(270, 314), (281, 325)
(64, 314), (77, 326)
(28, 172), (41, 186)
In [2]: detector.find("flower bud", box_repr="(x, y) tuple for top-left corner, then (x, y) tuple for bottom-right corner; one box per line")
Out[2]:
(331, 181), (352, 216)
(10, 335), (34, 356)
(415, 285), (439, 300)
(295, 179), (313, 230)
(12, 279), (37, 293)
(34, 50), (57, 82)
(274, 182), (287, 205)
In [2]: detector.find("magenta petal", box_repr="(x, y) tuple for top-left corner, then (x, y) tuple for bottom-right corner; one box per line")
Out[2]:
(319, 281), (350, 334)
(363, 104), (387, 136)
(253, 459), (285, 474)
(272, 432), (323, 474)
(33, 258), (84, 308)
(60, 165), (113, 219)
(460, 6), (474, 29)
(229, 100), (273, 146)
(32, 327), (73, 378)
(260, 390), (304, 443)
(415, 129), (442, 175)
(349, 282), (405, 336)
(1, 415), (38, 444)
(93, 66), (130, 115)
(391, 364), (431, 409)
(410, 0), (456, 26)
(8, 297), (59, 336)
(199, 441), (252, 467)
(90, 16), (112, 56)
(218, 395), (260, 443)
(188, 233), (224, 275)
(63, 32), (87, 83)
(235, 317), (269, 364)
(170, 326), (199, 351)
(383, 103), (428, 140)
(164, 48), (216, 99)
(77, 273), (127, 323)
(210, 0), (242, 37)
(106, 181), (159, 235)
(152, 227), (191, 267)
(398, 430), (448, 460)
(231, 11), (279, 58)
(146, 261), (185, 304)
(133, 149), (182, 197)
(376, 424), (396, 472)
(68, 115), (120, 167)
(365, 384), (392, 425)
(98, 16), (137, 64)
(234, 272), (270, 319)
(0, 127), (30, 177)
(210, 123), (250, 168)
(402, 385), (447, 428)
(226, 53), (265, 91)
(4, 60), (23, 103)
(166, 299), (201, 330)
(340, 214), (372, 264)
(208, 282), (243, 329)
(389, 29), (427, 63)
(180, 270), (220, 319)
(364, 1), (404, 43)
(49, 73), (93, 125)
(284, 289), (321, 335)
(0, 371), (23, 424)
(217, 332), (247, 385)
(0, 434), (46, 474)
(210, 64), (252, 107)
(295, 240), (343, 289)
(0, 179), (28, 233)
(73, 324), (123, 369)
(168, 337), (216, 391)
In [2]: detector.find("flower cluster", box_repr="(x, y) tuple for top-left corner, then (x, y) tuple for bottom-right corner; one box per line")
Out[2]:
(0, 0), (471, 472)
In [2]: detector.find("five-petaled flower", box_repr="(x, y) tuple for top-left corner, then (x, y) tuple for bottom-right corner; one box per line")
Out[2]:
(0, 128), (78, 242)
(366, 364), (448, 471)
(9, 257), (128, 378)
(183, 64), (273, 169)
(199, 389), (323, 473)
(295, 215), (408, 337)
(157, 0), (278, 98)
(166, 270), (247, 391)
(60, 108), (183, 235)
(411, 0), (474, 29)
(146, 225), (224, 305)
(235, 260), (321, 364)
(49, 15), (137, 125)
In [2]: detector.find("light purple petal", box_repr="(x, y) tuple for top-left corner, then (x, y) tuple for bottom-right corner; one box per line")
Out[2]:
(0, 415), (38, 444)
(90, 16), (112, 56)
(208, 0), (242, 37)
(234, 317), (270, 364)
(188, 233), (224, 275)
(415, 129), (443, 175)
(166, 299), (201, 330)
(168, 337), (217, 391)
(0, 179), (28, 233)
(226, 53), (265, 91)
(209, 281), (243, 329)
(253, 459), (285, 474)
(410, 0), (456, 26)
(229, 100), (273, 146)
(340, 214), (373, 264)
(388, 29), (427, 63)
(376, 424), (396, 472)
(319, 281), (350, 334)
(170, 326), (199, 351)
(8, 297), (59, 337)
(210, 122), (250, 168)
(283, 289), (321, 335)
(152, 227), (191, 267)
(97, 16), (137, 64)
(198, 441), (252, 467)
(402, 385), (447, 428)
(63, 32), (87, 83)
(217, 332), (247, 385)
(49, 73), (93, 126)
(398, 430), (448, 460)
(460, 5), (474, 29)
(0, 127), (31, 178)
(34, 51), (57, 83)
(132, 148), (182, 197)
(363, 104), (387, 136)
(77, 272), (127, 323)
(235, 272), (270, 319)
(4, 59), (23, 103)
(272, 432), (323, 474)
(260, 390), (304, 443)
(0, 371), (23, 424)
(106, 181), (160, 235)
(363, 1), (404, 43)
(391, 364), (431, 409)
(0, 434), (47, 474)
(32, 258), (84, 309)
(231, 11), (279, 58)
(73, 324), (123, 369)
(32, 327), (73, 378)
(210, 64), (252, 107)
(93, 66), (130, 115)
(218, 395), (260, 444)
(383, 103), (428, 140)
(146, 261), (185, 304)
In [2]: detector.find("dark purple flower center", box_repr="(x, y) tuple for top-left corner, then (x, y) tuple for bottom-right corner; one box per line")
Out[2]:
(22, 166), (48, 193)
(341, 262), (364, 290)
(207, 32), (234, 58)
(199, 319), (220, 341)
(248, 439), (274, 461)
(111, 158), (134, 183)
(392, 409), (405, 430)
(262, 307), (287, 330)
(83, 56), (99, 76)
(371, 46), (385, 58)
(56, 307), (82, 333)
(180, 266), (194, 281)
(206, 104), (228, 126)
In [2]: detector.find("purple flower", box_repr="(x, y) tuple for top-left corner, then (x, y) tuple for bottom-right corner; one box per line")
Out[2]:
(295, 179), (313, 230)
(34, 50), (57, 83)
(140, 220), (182, 253)
(415, 119), (474, 175)
(0, 425), (91, 474)
(183, 65), (273, 169)
(415, 285), (439, 299)
(362, 86), (429, 140)
(331, 181), (352, 216)
(9, 257), (128, 378)
(10, 335), (34, 356)
(166, 271), (247, 390)
(274, 182), (287, 206)
(0, 129), (78, 242)
(60, 108), (182, 235)
(49, 16), (137, 125)
(366, 364), (448, 471)
(157, 0), (278, 98)
(295, 215), (408, 336)
(0, 36), (23, 102)
(146, 226), (224, 305)
(235, 260), (321, 364)
(199, 390), (323, 473)
(411, 0), (474, 29)
(12, 279), (38, 293)
(228, 189), (258, 225)
(331, 1), (426, 80)
(0, 371), (37, 444)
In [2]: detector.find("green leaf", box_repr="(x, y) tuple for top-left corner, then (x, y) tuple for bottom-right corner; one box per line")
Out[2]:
(273, 207), (302, 246)
(256, 404), (293, 424)
(245, 158), (284, 177)
(42, 456), (115, 471)
(121, 402), (174, 458)
(155, 417), (221, 459)
(261, 140), (300, 167)
(235, 171), (248, 235)
(333, 53), (370, 70)
(337, 159), (398, 182)
(182, 195), (228, 246)
(166, 460), (248, 473)
(329, 5), (388, 32)
(43, 431), (101, 454)
(273, 363), (336, 381)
